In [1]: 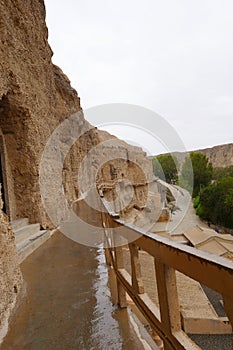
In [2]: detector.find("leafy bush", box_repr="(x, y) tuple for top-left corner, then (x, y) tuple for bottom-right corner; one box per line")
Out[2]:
(193, 195), (200, 209)
(213, 165), (233, 181)
(181, 152), (213, 197)
(197, 176), (233, 229)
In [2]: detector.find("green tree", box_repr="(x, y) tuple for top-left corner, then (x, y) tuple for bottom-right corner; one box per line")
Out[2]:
(181, 152), (213, 197)
(197, 177), (233, 229)
(152, 154), (178, 183)
(213, 165), (233, 181)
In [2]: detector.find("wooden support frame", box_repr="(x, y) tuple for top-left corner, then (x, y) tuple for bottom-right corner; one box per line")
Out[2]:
(102, 213), (233, 350)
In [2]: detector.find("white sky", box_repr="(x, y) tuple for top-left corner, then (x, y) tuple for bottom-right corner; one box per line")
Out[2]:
(44, 0), (233, 154)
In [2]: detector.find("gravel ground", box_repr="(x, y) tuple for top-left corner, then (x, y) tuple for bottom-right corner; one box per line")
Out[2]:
(201, 284), (226, 317)
(191, 284), (233, 349)
(189, 334), (233, 350)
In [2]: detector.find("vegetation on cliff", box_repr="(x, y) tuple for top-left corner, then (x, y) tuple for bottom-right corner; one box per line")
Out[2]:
(213, 165), (233, 181)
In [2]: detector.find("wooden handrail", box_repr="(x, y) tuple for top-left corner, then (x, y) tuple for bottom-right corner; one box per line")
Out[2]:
(102, 212), (233, 350)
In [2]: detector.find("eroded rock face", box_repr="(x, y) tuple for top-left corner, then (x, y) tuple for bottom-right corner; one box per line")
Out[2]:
(93, 132), (162, 226)
(0, 0), (82, 225)
(0, 0), (161, 228)
(0, 0), (162, 339)
(0, 186), (22, 343)
(161, 143), (233, 170)
(198, 143), (233, 168)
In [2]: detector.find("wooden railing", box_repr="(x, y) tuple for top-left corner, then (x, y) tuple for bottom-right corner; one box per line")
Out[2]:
(102, 212), (233, 350)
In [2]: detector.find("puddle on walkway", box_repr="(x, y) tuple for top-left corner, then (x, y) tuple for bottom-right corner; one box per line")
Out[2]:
(1, 232), (142, 350)
(89, 246), (143, 350)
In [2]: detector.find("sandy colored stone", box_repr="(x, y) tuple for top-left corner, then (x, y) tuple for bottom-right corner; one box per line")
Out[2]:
(0, 0), (161, 340)
(0, 185), (22, 343)
(0, 0), (159, 229)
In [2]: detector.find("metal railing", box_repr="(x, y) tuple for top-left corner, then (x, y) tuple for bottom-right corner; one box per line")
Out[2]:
(102, 212), (233, 350)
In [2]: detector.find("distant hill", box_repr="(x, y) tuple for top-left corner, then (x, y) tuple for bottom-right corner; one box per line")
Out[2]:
(151, 143), (233, 168)
(197, 143), (233, 168)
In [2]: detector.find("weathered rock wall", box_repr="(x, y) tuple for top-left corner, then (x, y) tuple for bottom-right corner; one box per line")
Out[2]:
(157, 143), (233, 170)
(0, 0), (159, 228)
(0, 186), (22, 344)
(94, 131), (157, 217)
(0, 0), (84, 226)
(198, 143), (233, 168)
(0, 0), (161, 340)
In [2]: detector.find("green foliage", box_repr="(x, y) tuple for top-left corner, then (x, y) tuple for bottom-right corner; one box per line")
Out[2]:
(195, 203), (206, 218)
(152, 154), (178, 183)
(193, 195), (200, 209)
(225, 190), (233, 211)
(197, 177), (233, 229)
(181, 152), (213, 197)
(213, 165), (233, 181)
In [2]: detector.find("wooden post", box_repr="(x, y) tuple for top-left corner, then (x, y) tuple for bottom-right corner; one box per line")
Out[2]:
(154, 259), (181, 350)
(108, 266), (119, 305)
(101, 210), (127, 308)
(129, 243), (144, 294)
(102, 210), (114, 266)
(114, 245), (127, 308)
(104, 245), (112, 266)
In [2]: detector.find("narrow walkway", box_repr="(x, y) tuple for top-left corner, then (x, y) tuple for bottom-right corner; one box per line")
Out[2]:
(1, 232), (142, 350)
(150, 187), (206, 235)
(164, 186), (206, 234)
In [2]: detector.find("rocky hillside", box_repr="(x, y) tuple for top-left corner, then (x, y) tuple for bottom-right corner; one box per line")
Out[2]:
(154, 143), (233, 169)
(197, 143), (233, 168)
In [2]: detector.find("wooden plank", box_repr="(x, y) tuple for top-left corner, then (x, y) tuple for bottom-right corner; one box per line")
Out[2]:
(129, 243), (144, 294)
(154, 260), (182, 350)
(102, 216), (233, 349)
(113, 222), (233, 298)
(116, 268), (200, 350)
(114, 245), (127, 308)
(104, 230), (200, 348)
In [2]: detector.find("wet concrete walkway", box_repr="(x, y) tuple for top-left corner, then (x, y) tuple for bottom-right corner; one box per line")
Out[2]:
(1, 232), (143, 350)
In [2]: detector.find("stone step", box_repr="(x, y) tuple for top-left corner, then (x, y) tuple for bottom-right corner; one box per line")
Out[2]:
(11, 218), (29, 231)
(14, 224), (41, 244)
(17, 230), (51, 263)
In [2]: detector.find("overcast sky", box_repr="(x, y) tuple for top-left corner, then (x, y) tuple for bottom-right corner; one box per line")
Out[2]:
(44, 0), (233, 154)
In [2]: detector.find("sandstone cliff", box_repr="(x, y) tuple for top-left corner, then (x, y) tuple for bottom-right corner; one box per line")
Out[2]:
(0, 0), (82, 226)
(0, 0), (161, 340)
(155, 143), (233, 169)
(198, 143), (233, 168)
(0, 186), (22, 343)
(0, 0), (158, 229)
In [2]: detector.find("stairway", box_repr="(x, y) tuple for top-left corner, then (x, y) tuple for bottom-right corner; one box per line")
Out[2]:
(11, 218), (52, 263)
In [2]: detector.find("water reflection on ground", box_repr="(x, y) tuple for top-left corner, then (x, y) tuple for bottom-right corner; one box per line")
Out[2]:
(1, 232), (142, 350)
(90, 246), (143, 350)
